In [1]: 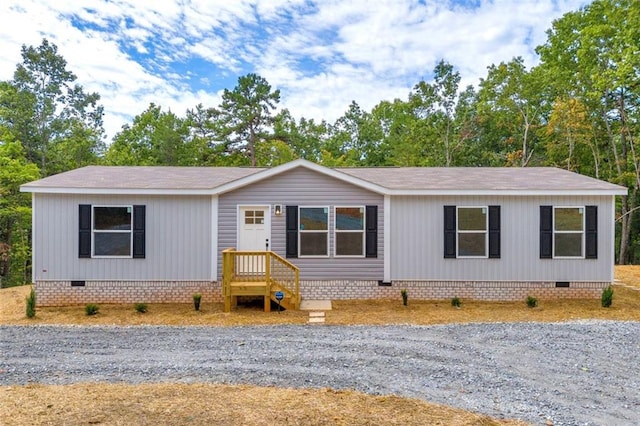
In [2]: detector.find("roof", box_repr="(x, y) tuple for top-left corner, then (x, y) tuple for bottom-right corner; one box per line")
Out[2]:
(21, 166), (264, 193)
(20, 159), (627, 196)
(337, 167), (626, 192)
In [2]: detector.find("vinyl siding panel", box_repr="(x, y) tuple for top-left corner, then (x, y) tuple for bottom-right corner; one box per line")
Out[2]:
(33, 194), (211, 281)
(218, 167), (384, 281)
(390, 195), (614, 282)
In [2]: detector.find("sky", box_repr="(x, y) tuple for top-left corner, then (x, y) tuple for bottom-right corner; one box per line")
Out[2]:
(0, 0), (590, 141)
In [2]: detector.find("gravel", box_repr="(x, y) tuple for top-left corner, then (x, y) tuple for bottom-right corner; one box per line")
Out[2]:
(1, 320), (639, 425)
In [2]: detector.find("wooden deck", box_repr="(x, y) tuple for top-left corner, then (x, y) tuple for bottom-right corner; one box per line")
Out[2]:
(222, 249), (300, 312)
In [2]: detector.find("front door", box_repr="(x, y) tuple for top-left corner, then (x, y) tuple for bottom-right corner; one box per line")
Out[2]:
(238, 206), (270, 274)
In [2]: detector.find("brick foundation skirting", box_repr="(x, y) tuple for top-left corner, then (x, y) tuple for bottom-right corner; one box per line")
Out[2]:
(35, 280), (221, 306)
(35, 279), (610, 306)
(299, 280), (610, 301)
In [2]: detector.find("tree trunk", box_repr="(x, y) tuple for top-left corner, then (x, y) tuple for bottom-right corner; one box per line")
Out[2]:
(249, 125), (256, 167)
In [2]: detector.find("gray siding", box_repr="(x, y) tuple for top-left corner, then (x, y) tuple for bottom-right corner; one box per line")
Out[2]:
(34, 194), (211, 281)
(219, 167), (384, 281)
(390, 195), (615, 282)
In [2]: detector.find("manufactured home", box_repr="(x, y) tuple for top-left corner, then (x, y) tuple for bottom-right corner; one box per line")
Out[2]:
(21, 159), (627, 308)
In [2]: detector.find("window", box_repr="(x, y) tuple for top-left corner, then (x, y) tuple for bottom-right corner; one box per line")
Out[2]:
(554, 207), (584, 258)
(285, 205), (378, 259)
(457, 207), (488, 257)
(335, 207), (365, 257)
(93, 206), (132, 257)
(444, 206), (499, 259)
(79, 204), (145, 259)
(244, 210), (264, 225)
(299, 207), (329, 256)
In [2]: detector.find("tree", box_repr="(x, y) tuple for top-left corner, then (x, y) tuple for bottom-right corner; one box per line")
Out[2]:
(218, 73), (280, 166)
(410, 61), (464, 166)
(536, 0), (640, 263)
(476, 57), (544, 167)
(273, 109), (328, 162)
(105, 104), (190, 166)
(327, 101), (387, 166)
(0, 38), (104, 176)
(0, 131), (40, 287)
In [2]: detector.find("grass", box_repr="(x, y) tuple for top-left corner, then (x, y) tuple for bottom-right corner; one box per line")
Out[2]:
(2, 266), (639, 425)
(1, 383), (525, 426)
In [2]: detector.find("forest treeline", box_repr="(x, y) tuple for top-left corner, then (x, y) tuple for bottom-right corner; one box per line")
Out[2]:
(0, 0), (638, 286)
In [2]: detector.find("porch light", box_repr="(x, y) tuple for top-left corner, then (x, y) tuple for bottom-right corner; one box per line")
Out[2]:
(274, 204), (283, 216)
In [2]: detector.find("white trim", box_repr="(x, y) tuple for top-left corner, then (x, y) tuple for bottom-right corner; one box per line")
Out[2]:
(211, 195), (218, 281)
(31, 193), (36, 284)
(384, 189), (628, 196)
(21, 187), (217, 195)
(333, 206), (365, 258)
(298, 205), (330, 258)
(384, 195), (391, 282)
(552, 206), (585, 259)
(456, 206), (489, 259)
(20, 186), (628, 197)
(611, 197), (616, 281)
(91, 205), (133, 258)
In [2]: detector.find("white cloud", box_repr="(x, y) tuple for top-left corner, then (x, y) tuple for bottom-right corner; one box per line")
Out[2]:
(0, 0), (591, 142)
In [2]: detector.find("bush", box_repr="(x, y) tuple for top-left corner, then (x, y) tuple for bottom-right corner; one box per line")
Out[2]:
(25, 287), (36, 319)
(451, 296), (461, 308)
(193, 293), (202, 311)
(526, 296), (538, 308)
(85, 303), (99, 316)
(601, 285), (614, 308)
(400, 289), (408, 306)
(134, 302), (148, 313)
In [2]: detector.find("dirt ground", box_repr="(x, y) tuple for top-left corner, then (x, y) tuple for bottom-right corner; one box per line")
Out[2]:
(1, 266), (639, 425)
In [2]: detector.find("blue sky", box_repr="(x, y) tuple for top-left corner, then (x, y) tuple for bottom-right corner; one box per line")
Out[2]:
(0, 0), (589, 140)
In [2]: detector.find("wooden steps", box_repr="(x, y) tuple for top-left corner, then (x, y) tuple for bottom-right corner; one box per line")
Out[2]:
(230, 281), (268, 296)
(222, 250), (300, 313)
(308, 311), (325, 324)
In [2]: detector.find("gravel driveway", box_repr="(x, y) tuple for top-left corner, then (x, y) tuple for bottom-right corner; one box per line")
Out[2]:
(1, 320), (639, 425)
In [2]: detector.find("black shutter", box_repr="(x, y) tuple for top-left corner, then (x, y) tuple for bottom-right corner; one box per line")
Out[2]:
(488, 205), (501, 258)
(79, 204), (91, 258)
(540, 206), (553, 259)
(585, 205), (597, 259)
(132, 205), (146, 259)
(365, 205), (378, 258)
(286, 205), (298, 258)
(444, 205), (456, 258)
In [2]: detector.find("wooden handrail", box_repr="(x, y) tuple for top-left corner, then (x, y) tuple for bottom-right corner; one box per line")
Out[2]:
(222, 248), (300, 310)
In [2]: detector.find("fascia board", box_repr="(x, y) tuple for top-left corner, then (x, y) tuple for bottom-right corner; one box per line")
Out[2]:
(20, 187), (215, 195)
(387, 189), (629, 196)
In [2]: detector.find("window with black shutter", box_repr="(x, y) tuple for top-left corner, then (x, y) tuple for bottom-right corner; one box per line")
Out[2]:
(79, 204), (146, 258)
(445, 205), (500, 258)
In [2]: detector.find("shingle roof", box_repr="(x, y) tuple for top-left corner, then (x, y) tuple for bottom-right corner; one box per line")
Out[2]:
(336, 167), (625, 192)
(21, 166), (265, 190)
(20, 160), (627, 195)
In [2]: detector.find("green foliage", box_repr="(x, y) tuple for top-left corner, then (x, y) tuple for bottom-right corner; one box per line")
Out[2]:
(3, 38), (104, 176)
(134, 302), (148, 313)
(0, 136), (40, 288)
(193, 293), (202, 311)
(601, 286), (614, 308)
(218, 73), (280, 167)
(85, 303), (99, 316)
(451, 297), (462, 308)
(25, 287), (36, 318)
(400, 289), (408, 306)
(105, 103), (190, 166)
(526, 296), (538, 308)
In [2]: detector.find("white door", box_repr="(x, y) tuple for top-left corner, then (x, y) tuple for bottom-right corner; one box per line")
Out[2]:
(238, 206), (269, 274)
